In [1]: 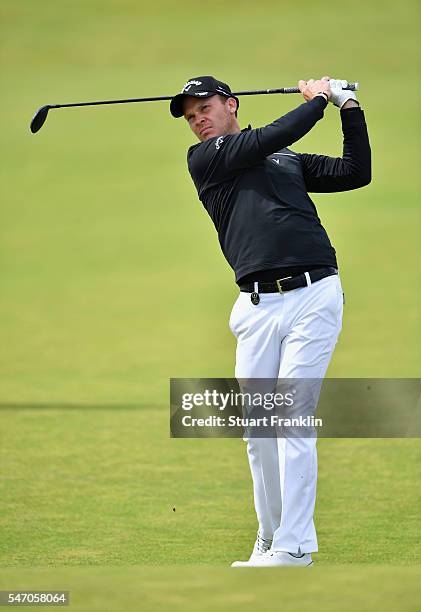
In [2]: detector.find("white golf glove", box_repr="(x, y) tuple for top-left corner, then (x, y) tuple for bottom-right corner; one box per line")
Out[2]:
(329, 78), (358, 108)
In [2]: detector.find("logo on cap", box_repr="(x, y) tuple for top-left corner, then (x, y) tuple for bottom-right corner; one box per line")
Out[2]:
(182, 80), (202, 92)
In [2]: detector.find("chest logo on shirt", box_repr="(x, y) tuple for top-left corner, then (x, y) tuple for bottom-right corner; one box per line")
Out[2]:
(215, 137), (224, 150)
(270, 152), (298, 165)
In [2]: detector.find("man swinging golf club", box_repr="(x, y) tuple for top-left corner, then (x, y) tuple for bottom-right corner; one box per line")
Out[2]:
(170, 75), (371, 567)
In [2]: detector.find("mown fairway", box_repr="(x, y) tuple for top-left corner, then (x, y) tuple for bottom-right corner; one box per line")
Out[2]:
(0, 0), (420, 609)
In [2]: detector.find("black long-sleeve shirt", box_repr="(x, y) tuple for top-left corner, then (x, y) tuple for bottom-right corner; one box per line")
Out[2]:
(187, 96), (371, 283)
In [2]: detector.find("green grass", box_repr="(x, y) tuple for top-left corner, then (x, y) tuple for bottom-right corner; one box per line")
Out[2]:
(0, 0), (420, 608)
(1, 566), (421, 612)
(1, 408), (420, 566)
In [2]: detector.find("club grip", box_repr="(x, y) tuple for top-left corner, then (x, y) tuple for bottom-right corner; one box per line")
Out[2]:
(284, 82), (359, 94)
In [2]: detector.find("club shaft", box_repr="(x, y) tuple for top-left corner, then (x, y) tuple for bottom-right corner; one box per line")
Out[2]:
(51, 96), (173, 109)
(234, 84), (358, 95)
(48, 83), (358, 110)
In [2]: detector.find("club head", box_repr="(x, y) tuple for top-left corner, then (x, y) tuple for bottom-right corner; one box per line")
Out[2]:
(30, 105), (51, 133)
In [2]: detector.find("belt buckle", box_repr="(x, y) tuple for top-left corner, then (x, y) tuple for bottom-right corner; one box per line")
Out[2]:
(276, 276), (292, 293)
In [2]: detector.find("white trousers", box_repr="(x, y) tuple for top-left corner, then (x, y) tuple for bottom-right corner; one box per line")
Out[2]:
(229, 274), (343, 553)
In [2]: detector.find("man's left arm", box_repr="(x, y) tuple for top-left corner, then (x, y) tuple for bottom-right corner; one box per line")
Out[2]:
(298, 100), (372, 193)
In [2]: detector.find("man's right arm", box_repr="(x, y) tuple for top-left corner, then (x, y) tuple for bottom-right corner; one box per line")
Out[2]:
(188, 95), (328, 192)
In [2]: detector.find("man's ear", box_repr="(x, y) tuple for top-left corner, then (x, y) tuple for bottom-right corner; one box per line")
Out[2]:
(227, 97), (238, 115)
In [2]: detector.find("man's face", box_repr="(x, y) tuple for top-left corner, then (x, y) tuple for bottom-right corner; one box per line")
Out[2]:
(183, 95), (236, 142)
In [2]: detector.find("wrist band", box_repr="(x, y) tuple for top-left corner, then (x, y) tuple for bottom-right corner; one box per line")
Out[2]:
(316, 92), (328, 102)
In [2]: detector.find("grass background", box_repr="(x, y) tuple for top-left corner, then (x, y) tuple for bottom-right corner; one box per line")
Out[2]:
(0, 0), (420, 609)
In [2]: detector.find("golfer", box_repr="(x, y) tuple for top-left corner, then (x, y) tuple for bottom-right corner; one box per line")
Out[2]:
(170, 75), (371, 566)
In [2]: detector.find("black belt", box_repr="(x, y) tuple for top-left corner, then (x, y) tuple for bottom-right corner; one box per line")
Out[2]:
(239, 267), (338, 294)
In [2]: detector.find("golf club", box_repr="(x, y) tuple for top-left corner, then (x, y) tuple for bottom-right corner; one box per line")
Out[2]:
(30, 82), (359, 134)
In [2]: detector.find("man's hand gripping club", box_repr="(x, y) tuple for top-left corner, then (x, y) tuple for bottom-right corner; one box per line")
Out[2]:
(298, 76), (359, 108)
(298, 76), (331, 102)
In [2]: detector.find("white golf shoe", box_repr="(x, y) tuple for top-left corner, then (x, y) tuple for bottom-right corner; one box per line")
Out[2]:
(231, 533), (273, 567)
(232, 550), (313, 568)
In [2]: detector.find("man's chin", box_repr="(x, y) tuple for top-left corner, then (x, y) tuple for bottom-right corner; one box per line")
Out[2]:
(200, 129), (216, 141)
